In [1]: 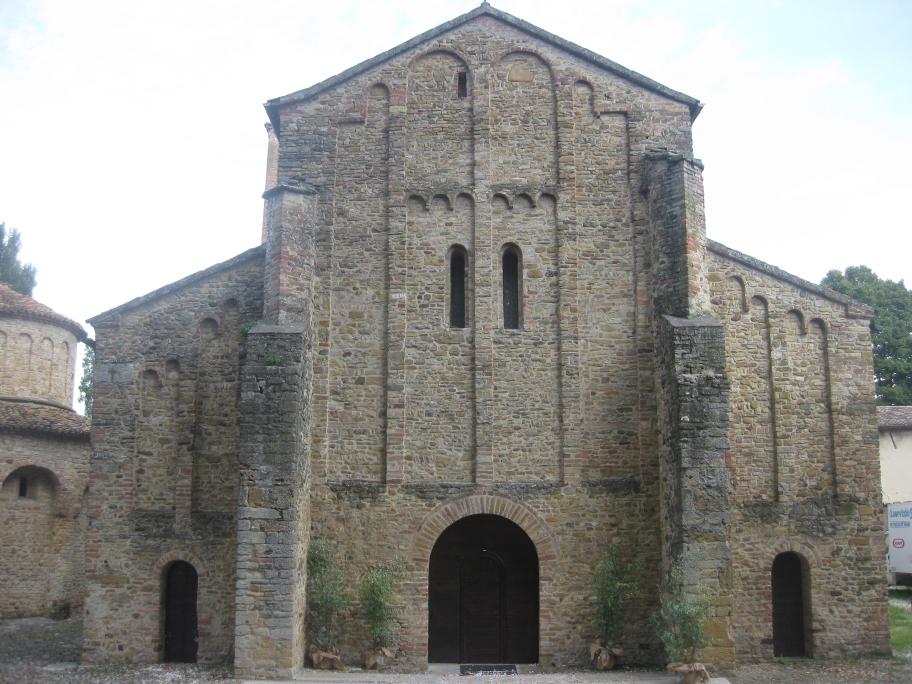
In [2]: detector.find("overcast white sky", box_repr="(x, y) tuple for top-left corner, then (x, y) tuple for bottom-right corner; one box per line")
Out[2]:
(1, 0), (910, 342)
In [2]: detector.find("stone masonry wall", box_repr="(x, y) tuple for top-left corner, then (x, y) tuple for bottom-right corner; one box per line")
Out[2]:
(275, 10), (694, 495)
(234, 324), (312, 679)
(84, 252), (263, 665)
(0, 434), (89, 618)
(654, 316), (734, 665)
(707, 244), (890, 660)
(271, 10), (696, 670)
(309, 483), (661, 669)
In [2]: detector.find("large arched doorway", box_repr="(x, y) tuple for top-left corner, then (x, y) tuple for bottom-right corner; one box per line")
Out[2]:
(772, 552), (808, 657)
(428, 514), (538, 663)
(163, 561), (198, 662)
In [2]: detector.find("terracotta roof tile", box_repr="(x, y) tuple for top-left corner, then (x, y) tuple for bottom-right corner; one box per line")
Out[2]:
(878, 406), (912, 430)
(0, 284), (87, 340)
(0, 399), (90, 439)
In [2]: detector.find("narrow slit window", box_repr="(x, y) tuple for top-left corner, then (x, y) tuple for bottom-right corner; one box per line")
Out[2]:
(18, 477), (28, 498)
(457, 71), (468, 98)
(502, 246), (521, 329)
(450, 247), (467, 328)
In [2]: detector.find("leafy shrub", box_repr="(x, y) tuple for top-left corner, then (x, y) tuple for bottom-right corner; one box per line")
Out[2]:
(307, 539), (349, 652)
(592, 545), (637, 645)
(359, 559), (402, 650)
(650, 561), (712, 663)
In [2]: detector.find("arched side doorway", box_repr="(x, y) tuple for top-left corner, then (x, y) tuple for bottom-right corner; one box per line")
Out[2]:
(772, 552), (809, 657)
(428, 514), (538, 663)
(0, 465), (61, 618)
(163, 561), (198, 663)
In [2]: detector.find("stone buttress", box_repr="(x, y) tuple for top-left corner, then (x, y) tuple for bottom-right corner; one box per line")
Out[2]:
(645, 149), (735, 664)
(233, 184), (317, 678)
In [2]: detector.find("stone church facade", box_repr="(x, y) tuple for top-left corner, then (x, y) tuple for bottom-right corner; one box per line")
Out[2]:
(83, 4), (889, 677)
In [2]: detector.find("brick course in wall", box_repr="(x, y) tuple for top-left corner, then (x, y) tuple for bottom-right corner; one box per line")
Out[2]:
(83, 2), (889, 676)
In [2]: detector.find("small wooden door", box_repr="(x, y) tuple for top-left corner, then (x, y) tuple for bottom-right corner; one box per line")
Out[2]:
(772, 552), (806, 657)
(164, 561), (198, 662)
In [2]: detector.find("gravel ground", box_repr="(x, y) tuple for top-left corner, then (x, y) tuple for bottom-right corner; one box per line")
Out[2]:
(0, 616), (233, 684)
(2, 615), (912, 684)
(718, 654), (912, 684)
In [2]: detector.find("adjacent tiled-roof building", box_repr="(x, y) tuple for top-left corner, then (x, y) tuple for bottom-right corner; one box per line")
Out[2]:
(0, 285), (90, 619)
(879, 406), (912, 504)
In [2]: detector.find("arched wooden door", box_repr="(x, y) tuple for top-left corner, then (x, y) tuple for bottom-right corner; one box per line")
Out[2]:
(772, 552), (806, 657)
(164, 561), (198, 662)
(428, 514), (538, 663)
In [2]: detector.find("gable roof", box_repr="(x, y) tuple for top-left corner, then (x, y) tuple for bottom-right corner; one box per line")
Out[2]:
(708, 240), (875, 318)
(0, 284), (87, 341)
(88, 245), (264, 325)
(879, 406), (912, 431)
(264, 1), (702, 128)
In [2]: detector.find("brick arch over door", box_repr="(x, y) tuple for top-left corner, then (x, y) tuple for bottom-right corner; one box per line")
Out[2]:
(405, 495), (560, 665)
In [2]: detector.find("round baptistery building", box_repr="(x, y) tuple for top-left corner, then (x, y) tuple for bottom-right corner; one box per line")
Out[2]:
(0, 283), (91, 619)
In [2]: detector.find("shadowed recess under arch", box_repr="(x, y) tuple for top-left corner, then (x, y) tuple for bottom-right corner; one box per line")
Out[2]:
(491, 50), (558, 188)
(406, 50), (474, 188)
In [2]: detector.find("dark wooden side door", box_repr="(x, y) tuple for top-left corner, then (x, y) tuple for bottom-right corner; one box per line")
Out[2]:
(164, 561), (199, 662)
(772, 552), (806, 657)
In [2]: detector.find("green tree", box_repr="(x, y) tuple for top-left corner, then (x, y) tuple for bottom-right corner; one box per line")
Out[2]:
(592, 545), (637, 646)
(822, 266), (912, 405)
(78, 346), (95, 418)
(650, 561), (712, 664)
(306, 539), (349, 652)
(359, 559), (402, 651)
(0, 223), (37, 296)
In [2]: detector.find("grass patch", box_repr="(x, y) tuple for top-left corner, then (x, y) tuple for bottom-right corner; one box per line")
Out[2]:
(891, 604), (912, 652)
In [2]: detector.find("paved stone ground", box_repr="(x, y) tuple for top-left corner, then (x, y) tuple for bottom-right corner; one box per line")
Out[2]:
(2, 615), (911, 684)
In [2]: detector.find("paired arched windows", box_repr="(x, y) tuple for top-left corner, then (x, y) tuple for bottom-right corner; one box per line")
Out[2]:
(447, 244), (523, 330)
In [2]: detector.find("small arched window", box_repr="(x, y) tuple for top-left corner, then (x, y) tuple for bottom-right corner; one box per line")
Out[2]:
(457, 71), (468, 98)
(502, 245), (522, 330)
(449, 245), (468, 329)
(18, 476), (28, 498)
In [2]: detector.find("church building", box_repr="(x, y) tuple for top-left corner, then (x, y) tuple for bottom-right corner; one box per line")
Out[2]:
(83, 3), (889, 677)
